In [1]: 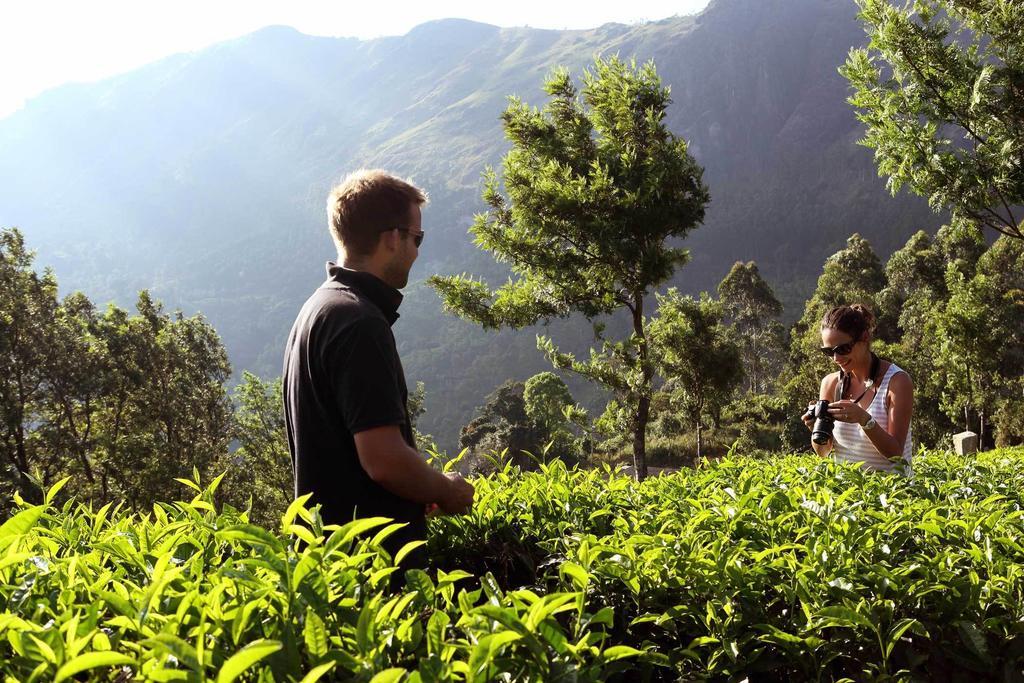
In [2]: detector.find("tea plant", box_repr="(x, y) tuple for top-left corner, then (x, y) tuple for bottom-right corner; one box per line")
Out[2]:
(429, 449), (1024, 680)
(0, 474), (639, 682)
(2, 448), (1023, 681)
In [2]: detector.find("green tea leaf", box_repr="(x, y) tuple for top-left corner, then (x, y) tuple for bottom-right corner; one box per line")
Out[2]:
(286, 523), (317, 545)
(406, 569), (436, 604)
(142, 634), (200, 672)
(602, 645), (643, 661)
(329, 517), (392, 552)
(216, 525), (284, 552)
(371, 522), (408, 548)
(173, 478), (202, 493)
(0, 506), (45, 549)
(303, 609), (328, 659)
(231, 600), (260, 646)
(886, 618), (924, 658)
(394, 540), (427, 566)
(815, 606), (873, 630)
(44, 477), (71, 505)
(216, 639), (283, 683)
(297, 662), (336, 683)
(282, 493), (314, 529)
(957, 621), (991, 665)
(369, 669), (407, 683)
(427, 610), (450, 655)
(559, 562), (590, 590)
(54, 652), (134, 683)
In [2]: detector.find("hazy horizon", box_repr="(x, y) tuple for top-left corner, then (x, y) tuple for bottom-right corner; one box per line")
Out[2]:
(0, 0), (711, 119)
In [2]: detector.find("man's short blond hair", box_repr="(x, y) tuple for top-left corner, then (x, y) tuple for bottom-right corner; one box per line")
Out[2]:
(327, 169), (427, 258)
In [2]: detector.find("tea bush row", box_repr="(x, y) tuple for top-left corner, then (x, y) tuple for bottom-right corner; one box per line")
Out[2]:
(428, 449), (1024, 680)
(0, 477), (648, 683)
(1, 448), (1023, 681)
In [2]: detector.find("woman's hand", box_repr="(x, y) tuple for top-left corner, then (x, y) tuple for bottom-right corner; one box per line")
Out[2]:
(802, 402), (816, 431)
(828, 399), (869, 425)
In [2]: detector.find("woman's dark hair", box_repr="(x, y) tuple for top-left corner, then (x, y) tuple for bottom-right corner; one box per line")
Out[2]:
(820, 304), (877, 342)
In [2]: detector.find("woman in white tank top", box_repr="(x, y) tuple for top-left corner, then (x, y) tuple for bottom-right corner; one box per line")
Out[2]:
(802, 304), (914, 474)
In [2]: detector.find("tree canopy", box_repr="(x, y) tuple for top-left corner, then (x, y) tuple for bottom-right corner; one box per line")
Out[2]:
(0, 227), (236, 511)
(842, 0), (1024, 239)
(430, 56), (709, 478)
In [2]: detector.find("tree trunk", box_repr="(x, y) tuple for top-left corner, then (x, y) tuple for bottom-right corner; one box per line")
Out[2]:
(62, 397), (95, 485)
(632, 291), (650, 481)
(633, 398), (650, 481)
(964, 364), (973, 432)
(13, 417), (28, 475)
(696, 422), (703, 461)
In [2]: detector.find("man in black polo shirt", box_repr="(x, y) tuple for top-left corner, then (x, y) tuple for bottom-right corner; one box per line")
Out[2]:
(283, 169), (474, 570)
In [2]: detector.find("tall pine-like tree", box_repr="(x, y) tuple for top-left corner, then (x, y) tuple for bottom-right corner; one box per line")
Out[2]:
(718, 261), (785, 394)
(430, 56), (709, 479)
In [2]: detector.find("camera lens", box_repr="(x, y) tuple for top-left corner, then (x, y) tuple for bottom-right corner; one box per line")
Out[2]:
(810, 400), (834, 444)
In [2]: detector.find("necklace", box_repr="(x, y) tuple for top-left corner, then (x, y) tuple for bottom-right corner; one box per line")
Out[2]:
(843, 353), (880, 404)
(850, 383), (874, 404)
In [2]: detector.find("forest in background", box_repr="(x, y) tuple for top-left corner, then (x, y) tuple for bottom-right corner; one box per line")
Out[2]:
(3, 0), (1024, 521)
(0, 0), (953, 450)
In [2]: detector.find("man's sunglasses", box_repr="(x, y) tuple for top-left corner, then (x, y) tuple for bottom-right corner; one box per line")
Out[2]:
(393, 227), (424, 247)
(819, 341), (856, 357)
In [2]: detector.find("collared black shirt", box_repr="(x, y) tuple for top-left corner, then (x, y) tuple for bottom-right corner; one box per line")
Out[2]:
(283, 262), (425, 563)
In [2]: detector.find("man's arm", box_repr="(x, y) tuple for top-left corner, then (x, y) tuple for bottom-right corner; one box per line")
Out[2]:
(354, 425), (474, 514)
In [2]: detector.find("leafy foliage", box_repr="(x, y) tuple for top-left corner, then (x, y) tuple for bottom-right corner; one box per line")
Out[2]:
(216, 372), (293, 528)
(0, 473), (643, 682)
(648, 290), (743, 459)
(430, 56), (710, 478)
(430, 448), (1024, 680)
(4, 449), (1024, 680)
(458, 375), (585, 473)
(0, 227), (234, 511)
(934, 235), (1024, 445)
(842, 0), (1024, 239)
(718, 261), (786, 394)
(458, 381), (548, 473)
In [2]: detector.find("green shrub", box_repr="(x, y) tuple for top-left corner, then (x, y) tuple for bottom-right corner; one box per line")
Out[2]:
(3, 449), (1024, 680)
(430, 449), (1024, 680)
(0, 474), (641, 682)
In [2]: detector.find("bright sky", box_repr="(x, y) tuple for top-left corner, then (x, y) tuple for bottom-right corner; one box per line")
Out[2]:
(0, 0), (711, 119)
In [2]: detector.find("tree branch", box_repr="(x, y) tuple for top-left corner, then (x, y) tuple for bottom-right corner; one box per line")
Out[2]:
(897, 35), (988, 147)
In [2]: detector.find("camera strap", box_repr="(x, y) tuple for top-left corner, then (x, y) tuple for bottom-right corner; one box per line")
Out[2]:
(837, 353), (880, 404)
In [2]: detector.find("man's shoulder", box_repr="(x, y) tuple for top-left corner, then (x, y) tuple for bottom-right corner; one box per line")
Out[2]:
(303, 284), (388, 328)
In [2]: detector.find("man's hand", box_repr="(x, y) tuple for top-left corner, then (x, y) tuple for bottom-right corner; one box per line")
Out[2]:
(437, 473), (474, 515)
(355, 426), (475, 512)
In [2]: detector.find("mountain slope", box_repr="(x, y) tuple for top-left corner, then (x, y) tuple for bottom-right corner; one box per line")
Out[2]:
(0, 0), (944, 448)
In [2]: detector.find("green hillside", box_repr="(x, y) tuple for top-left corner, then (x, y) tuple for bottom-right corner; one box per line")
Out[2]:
(0, 0), (945, 448)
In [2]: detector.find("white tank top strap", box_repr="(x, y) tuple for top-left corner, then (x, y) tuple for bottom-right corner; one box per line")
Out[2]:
(831, 361), (913, 474)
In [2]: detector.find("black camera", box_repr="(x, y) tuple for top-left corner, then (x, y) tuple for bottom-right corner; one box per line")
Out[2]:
(804, 399), (834, 445)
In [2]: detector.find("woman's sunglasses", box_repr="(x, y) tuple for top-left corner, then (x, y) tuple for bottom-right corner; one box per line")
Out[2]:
(819, 341), (856, 357)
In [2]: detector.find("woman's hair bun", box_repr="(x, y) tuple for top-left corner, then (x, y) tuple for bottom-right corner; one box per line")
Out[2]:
(821, 303), (876, 340)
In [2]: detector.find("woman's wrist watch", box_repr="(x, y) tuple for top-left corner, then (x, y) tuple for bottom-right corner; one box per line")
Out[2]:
(861, 416), (877, 431)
